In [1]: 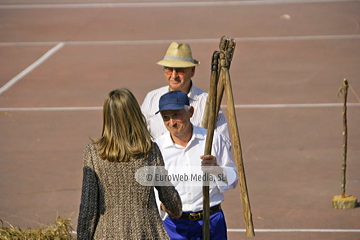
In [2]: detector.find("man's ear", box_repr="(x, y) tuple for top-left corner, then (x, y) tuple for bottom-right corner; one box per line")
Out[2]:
(189, 106), (194, 118)
(191, 67), (196, 77)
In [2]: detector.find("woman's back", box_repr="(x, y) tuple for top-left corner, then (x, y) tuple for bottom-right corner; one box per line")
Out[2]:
(77, 142), (180, 240)
(77, 89), (181, 240)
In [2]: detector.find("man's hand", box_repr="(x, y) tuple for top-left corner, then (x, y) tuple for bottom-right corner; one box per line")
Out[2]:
(200, 155), (223, 176)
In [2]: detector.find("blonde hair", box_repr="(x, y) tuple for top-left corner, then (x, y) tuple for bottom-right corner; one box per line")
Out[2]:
(92, 88), (152, 162)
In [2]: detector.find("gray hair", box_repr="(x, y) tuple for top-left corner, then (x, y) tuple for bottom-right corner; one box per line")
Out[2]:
(183, 105), (191, 112)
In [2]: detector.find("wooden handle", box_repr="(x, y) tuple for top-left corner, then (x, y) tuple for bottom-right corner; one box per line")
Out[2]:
(202, 36), (255, 238)
(341, 78), (348, 198)
(222, 66), (255, 237)
(201, 50), (220, 240)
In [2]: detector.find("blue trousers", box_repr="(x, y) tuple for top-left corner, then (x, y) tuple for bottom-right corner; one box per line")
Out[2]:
(163, 210), (227, 240)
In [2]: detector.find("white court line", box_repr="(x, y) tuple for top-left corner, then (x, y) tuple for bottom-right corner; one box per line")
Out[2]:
(227, 229), (360, 232)
(2, 208), (359, 234)
(1, 34), (360, 47)
(0, 103), (359, 112)
(0, 43), (64, 95)
(0, 0), (357, 9)
(233, 103), (360, 108)
(0, 107), (102, 111)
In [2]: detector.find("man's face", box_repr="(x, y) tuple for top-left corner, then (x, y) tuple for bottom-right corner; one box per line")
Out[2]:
(160, 107), (194, 138)
(163, 67), (195, 92)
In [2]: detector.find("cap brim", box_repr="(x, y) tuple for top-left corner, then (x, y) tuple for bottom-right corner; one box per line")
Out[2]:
(155, 103), (185, 114)
(157, 59), (200, 68)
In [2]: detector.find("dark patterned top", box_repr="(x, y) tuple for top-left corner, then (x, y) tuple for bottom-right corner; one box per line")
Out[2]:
(77, 142), (182, 240)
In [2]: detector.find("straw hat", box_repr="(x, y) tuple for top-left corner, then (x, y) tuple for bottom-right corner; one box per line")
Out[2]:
(157, 42), (200, 68)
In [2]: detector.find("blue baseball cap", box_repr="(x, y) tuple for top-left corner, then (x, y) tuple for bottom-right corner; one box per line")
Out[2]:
(155, 90), (190, 114)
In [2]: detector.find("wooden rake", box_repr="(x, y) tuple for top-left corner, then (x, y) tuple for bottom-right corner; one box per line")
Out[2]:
(201, 36), (255, 239)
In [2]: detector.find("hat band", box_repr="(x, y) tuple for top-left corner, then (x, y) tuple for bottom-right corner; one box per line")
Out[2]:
(163, 55), (195, 63)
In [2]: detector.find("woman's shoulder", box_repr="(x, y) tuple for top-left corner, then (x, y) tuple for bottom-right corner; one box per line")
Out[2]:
(141, 142), (162, 164)
(83, 142), (98, 152)
(83, 142), (101, 160)
(151, 141), (160, 150)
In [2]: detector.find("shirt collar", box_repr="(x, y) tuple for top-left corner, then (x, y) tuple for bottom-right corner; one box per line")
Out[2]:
(163, 132), (175, 149)
(187, 81), (197, 101)
(192, 125), (205, 141)
(163, 125), (205, 148)
(166, 81), (198, 101)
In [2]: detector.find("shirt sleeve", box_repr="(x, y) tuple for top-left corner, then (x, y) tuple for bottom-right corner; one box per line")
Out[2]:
(213, 133), (238, 193)
(141, 93), (151, 122)
(216, 108), (232, 149)
(76, 144), (99, 240)
(141, 88), (169, 140)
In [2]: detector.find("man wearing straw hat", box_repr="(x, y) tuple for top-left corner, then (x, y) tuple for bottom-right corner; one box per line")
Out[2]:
(141, 42), (231, 148)
(154, 90), (238, 239)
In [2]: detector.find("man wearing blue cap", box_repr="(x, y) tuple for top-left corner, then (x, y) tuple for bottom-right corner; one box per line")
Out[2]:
(141, 42), (231, 149)
(154, 90), (238, 240)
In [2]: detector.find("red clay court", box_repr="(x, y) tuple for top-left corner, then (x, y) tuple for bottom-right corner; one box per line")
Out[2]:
(0, 1), (359, 239)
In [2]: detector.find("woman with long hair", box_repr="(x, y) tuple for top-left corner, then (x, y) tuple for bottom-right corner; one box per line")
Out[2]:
(77, 88), (182, 239)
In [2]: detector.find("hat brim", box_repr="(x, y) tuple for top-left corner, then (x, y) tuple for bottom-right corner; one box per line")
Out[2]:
(155, 103), (186, 114)
(157, 59), (200, 68)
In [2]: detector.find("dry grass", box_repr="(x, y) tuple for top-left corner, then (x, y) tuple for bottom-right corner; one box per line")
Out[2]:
(0, 215), (75, 240)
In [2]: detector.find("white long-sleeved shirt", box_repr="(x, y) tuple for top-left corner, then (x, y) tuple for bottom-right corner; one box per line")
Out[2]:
(155, 126), (238, 214)
(141, 83), (231, 148)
